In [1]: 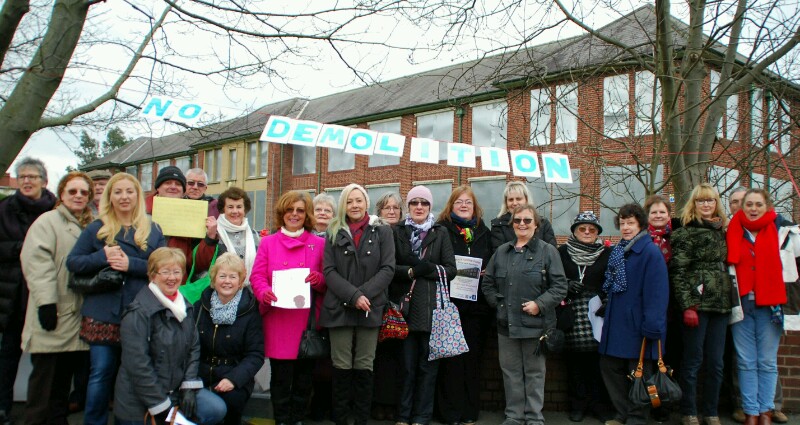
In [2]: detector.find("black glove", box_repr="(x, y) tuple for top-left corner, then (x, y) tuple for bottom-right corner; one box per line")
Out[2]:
(411, 261), (436, 279)
(567, 279), (585, 294)
(180, 388), (197, 419)
(38, 304), (57, 331)
(595, 302), (607, 317)
(152, 409), (170, 425)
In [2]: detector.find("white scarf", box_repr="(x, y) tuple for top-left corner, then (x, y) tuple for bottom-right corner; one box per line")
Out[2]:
(217, 214), (257, 285)
(148, 283), (187, 322)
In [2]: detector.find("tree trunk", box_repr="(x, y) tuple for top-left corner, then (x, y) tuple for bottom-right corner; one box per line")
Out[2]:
(0, 0), (30, 67)
(0, 0), (89, 175)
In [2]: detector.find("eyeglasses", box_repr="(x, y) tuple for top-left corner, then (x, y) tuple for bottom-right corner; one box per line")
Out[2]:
(409, 200), (430, 207)
(576, 225), (598, 234)
(512, 218), (534, 225)
(695, 198), (716, 205)
(381, 206), (401, 211)
(157, 270), (182, 278)
(18, 175), (41, 181)
(186, 181), (207, 188)
(66, 188), (90, 196)
(453, 200), (473, 206)
(286, 207), (305, 214)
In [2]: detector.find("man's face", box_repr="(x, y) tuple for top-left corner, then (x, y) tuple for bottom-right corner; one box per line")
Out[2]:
(185, 173), (207, 200)
(93, 178), (109, 203)
(729, 191), (745, 215)
(156, 179), (184, 198)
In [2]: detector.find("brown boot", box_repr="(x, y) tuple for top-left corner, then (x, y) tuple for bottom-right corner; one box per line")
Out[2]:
(758, 411), (772, 425)
(744, 414), (758, 425)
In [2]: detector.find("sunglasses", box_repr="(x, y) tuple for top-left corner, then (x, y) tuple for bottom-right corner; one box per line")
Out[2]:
(512, 218), (534, 225)
(67, 188), (90, 196)
(409, 200), (430, 207)
(286, 207), (305, 214)
(187, 181), (207, 188)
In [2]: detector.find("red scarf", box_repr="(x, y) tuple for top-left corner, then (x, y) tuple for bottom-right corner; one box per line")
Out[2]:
(648, 223), (672, 262)
(726, 209), (786, 306)
(347, 215), (370, 248)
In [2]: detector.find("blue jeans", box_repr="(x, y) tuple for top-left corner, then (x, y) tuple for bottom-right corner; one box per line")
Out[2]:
(398, 332), (440, 425)
(116, 389), (227, 425)
(731, 296), (782, 416)
(679, 311), (728, 416)
(85, 344), (121, 425)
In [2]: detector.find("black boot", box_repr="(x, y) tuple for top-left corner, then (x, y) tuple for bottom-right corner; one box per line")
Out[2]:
(331, 368), (353, 425)
(271, 378), (293, 425)
(352, 369), (374, 425)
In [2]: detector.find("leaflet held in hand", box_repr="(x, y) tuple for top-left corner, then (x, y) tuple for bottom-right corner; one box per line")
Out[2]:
(271, 268), (311, 309)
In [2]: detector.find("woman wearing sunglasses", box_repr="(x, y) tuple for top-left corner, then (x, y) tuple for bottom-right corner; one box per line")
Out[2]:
(392, 185), (456, 425)
(482, 204), (567, 425)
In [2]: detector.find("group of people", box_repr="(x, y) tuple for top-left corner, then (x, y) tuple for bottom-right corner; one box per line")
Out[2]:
(0, 157), (795, 425)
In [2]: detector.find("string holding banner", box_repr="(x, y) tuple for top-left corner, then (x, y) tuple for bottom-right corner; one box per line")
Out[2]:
(260, 115), (571, 182)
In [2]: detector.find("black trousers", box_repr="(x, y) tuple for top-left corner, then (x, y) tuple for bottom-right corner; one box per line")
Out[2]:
(600, 354), (653, 425)
(0, 310), (24, 414)
(436, 311), (488, 423)
(270, 358), (315, 424)
(216, 386), (250, 425)
(566, 350), (609, 414)
(25, 351), (85, 425)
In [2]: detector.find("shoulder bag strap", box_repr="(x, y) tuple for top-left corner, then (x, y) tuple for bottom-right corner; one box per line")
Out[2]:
(634, 338), (647, 378)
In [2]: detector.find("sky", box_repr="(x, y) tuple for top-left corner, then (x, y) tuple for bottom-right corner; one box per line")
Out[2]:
(5, 0), (736, 191)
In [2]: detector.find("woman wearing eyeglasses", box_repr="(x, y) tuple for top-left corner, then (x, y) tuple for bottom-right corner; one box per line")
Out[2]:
(19, 172), (94, 424)
(392, 185), (456, 425)
(313, 193), (337, 236)
(375, 192), (404, 226)
(669, 184), (731, 425)
(490, 181), (556, 252)
(250, 191), (326, 425)
(482, 204), (567, 425)
(434, 186), (492, 425)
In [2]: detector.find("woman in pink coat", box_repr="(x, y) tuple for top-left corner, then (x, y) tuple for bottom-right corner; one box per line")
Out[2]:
(250, 191), (326, 425)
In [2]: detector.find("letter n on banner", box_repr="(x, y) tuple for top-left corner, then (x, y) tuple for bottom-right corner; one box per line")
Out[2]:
(541, 153), (572, 183)
(260, 116), (294, 144)
(410, 138), (439, 164)
(510, 150), (541, 178)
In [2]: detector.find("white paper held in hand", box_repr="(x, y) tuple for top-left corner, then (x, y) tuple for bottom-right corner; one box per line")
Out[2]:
(167, 407), (196, 425)
(271, 268), (311, 309)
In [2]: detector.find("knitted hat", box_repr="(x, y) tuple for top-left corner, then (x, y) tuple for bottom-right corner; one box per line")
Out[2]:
(570, 210), (603, 235)
(87, 169), (112, 181)
(155, 166), (186, 191)
(407, 185), (433, 209)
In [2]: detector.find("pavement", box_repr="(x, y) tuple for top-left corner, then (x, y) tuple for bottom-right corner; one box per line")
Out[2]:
(10, 395), (780, 425)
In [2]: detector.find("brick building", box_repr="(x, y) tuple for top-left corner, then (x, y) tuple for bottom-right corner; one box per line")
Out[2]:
(85, 5), (800, 411)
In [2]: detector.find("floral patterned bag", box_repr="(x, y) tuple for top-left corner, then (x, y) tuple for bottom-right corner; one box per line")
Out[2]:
(428, 265), (469, 360)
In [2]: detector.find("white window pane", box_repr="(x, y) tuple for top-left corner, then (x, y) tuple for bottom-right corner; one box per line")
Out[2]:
(175, 157), (191, 173)
(259, 141), (268, 177)
(214, 149), (222, 182)
(156, 160), (169, 173)
(472, 101), (508, 154)
(417, 111), (454, 160)
(248, 142), (257, 177)
(293, 146), (316, 175)
(599, 165), (663, 236)
(526, 170), (582, 235)
(708, 166), (740, 216)
(555, 83), (578, 144)
(369, 119), (402, 167)
(726, 94), (739, 141)
(752, 88), (765, 145)
(470, 179), (508, 222)
(418, 182), (452, 218)
(780, 99), (791, 154)
(635, 71), (661, 136)
(229, 150), (237, 180)
(530, 88), (551, 146)
(140, 163), (153, 191)
(604, 75), (629, 138)
(125, 165), (137, 177)
(328, 148), (354, 172)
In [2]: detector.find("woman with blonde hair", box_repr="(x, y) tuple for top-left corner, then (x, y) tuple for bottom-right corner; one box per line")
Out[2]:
(670, 183), (731, 425)
(490, 181), (556, 251)
(67, 173), (165, 425)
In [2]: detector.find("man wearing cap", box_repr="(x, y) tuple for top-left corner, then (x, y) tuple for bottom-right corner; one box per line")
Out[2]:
(184, 168), (219, 218)
(86, 170), (111, 216)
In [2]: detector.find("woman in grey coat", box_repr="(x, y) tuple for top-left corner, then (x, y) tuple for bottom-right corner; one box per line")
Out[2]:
(321, 183), (395, 425)
(482, 204), (568, 425)
(392, 185), (457, 425)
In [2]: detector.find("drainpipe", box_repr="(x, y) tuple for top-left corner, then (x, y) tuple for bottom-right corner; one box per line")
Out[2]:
(764, 91), (771, 192)
(456, 106), (466, 185)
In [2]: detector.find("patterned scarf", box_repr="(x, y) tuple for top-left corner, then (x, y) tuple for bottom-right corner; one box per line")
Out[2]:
(217, 214), (257, 285)
(648, 222), (672, 262)
(450, 212), (477, 245)
(603, 231), (648, 294)
(210, 289), (242, 326)
(565, 234), (605, 266)
(405, 213), (435, 256)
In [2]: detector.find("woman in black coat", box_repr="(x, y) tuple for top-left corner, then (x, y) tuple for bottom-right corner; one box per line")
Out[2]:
(195, 253), (265, 425)
(392, 185), (456, 425)
(490, 181), (556, 252)
(434, 186), (493, 425)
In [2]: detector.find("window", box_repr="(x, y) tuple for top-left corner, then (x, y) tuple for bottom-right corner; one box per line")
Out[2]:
(635, 71), (661, 136)
(229, 149), (237, 180)
(708, 166), (741, 216)
(710, 70), (739, 141)
(416, 110), (454, 160)
(472, 101), (508, 154)
(604, 74), (630, 138)
(125, 165), (137, 177)
(555, 83), (578, 144)
(752, 173), (794, 216)
(140, 163), (153, 191)
(525, 170), (582, 236)
(470, 178), (508, 222)
(293, 145), (316, 175)
(328, 147), (354, 172)
(368, 119), (402, 167)
(156, 160), (170, 175)
(751, 88), (765, 145)
(530, 88), (551, 146)
(247, 141), (269, 177)
(174, 156), (191, 173)
(205, 148), (221, 182)
(599, 165), (664, 236)
(259, 141), (268, 177)
(769, 99), (791, 154)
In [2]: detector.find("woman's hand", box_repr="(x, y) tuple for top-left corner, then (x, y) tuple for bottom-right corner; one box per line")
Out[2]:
(522, 300), (540, 316)
(103, 245), (122, 260)
(355, 295), (371, 312)
(107, 250), (129, 272)
(214, 378), (235, 392)
(206, 216), (218, 239)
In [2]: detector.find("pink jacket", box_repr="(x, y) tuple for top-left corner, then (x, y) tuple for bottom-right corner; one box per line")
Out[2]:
(250, 231), (326, 359)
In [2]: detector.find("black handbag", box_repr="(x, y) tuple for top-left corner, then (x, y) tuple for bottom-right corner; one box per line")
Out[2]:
(533, 327), (565, 356)
(628, 338), (682, 408)
(68, 266), (124, 295)
(297, 290), (330, 359)
(555, 299), (575, 331)
(399, 279), (416, 318)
